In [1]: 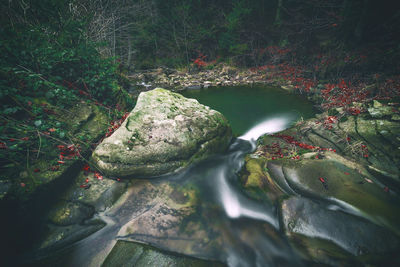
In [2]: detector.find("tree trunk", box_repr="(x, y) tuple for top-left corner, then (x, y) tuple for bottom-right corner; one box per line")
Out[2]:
(274, 0), (283, 25)
(354, 0), (370, 42)
(127, 36), (132, 71)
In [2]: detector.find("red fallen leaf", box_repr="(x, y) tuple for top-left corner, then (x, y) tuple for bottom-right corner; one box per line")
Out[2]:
(319, 177), (326, 183)
(20, 182), (26, 187)
(344, 172), (350, 175)
(80, 184), (91, 189)
(57, 160), (65, 164)
(21, 137), (29, 141)
(57, 145), (66, 150)
(315, 155), (319, 159)
(34, 168), (40, 172)
(79, 90), (89, 96)
(384, 186), (389, 192)
(117, 178), (121, 182)
(82, 164), (90, 171)
(9, 138), (16, 142)
(50, 166), (59, 171)
(346, 137), (351, 141)
(48, 128), (56, 132)
(94, 172), (103, 180)
(364, 154), (369, 158)
(0, 142), (8, 149)
(85, 178), (89, 183)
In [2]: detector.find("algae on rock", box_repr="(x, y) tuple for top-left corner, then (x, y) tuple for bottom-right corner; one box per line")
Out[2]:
(92, 88), (232, 177)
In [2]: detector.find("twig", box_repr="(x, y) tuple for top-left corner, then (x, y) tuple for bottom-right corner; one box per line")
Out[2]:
(10, 95), (35, 117)
(36, 130), (41, 159)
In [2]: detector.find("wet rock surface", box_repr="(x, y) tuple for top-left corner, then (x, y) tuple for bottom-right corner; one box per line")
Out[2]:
(10, 88), (400, 266)
(113, 181), (223, 261)
(103, 241), (226, 267)
(281, 196), (400, 256)
(241, 107), (400, 265)
(128, 65), (276, 92)
(92, 88), (232, 177)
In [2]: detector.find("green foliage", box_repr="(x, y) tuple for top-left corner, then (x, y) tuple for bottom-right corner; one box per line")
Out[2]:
(0, 0), (130, 187)
(0, 22), (118, 109)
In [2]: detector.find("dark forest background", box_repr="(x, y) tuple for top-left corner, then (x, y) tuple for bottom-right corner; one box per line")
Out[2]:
(2, 0), (400, 72)
(2, 0), (400, 151)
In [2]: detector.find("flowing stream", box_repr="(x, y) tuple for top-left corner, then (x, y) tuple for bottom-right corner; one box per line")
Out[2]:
(31, 86), (316, 266)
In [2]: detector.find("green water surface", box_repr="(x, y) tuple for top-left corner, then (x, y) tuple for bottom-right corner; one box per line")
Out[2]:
(182, 85), (316, 135)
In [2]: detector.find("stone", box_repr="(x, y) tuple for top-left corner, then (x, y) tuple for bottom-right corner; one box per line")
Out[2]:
(115, 181), (221, 260)
(92, 88), (232, 177)
(277, 152), (400, 233)
(32, 220), (105, 255)
(0, 179), (11, 200)
(185, 85), (202, 90)
(373, 100), (383, 108)
(281, 196), (400, 256)
(48, 201), (94, 226)
(391, 114), (400, 121)
(63, 171), (127, 212)
(368, 101), (393, 118)
(103, 241), (225, 267)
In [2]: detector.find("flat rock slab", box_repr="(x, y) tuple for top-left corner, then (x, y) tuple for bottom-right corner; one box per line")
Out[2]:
(103, 240), (226, 267)
(93, 88), (232, 177)
(281, 196), (400, 256)
(278, 152), (400, 233)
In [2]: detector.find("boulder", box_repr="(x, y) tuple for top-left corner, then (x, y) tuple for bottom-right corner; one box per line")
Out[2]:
(270, 152), (400, 234)
(281, 196), (400, 256)
(92, 88), (232, 177)
(103, 241), (225, 267)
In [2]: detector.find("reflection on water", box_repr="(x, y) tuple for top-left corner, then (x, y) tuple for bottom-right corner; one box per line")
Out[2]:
(182, 85), (315, 135)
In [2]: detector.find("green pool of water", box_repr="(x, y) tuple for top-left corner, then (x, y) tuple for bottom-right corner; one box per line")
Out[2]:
(181, 85), (316, 135)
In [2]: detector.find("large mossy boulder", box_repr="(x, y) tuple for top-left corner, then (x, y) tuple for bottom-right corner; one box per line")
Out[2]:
(92, 88), (232, 177)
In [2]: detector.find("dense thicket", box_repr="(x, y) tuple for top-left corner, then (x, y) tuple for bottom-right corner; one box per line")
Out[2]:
(0, 0), (133, 185)
(0, 0), (132, 114)
(78, 0), (400, 74)
(2, 0), (400, 72)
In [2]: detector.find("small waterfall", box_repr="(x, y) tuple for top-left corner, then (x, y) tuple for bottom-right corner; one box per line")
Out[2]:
(239, 116), (293, 142)
(217, 149), (279, 228)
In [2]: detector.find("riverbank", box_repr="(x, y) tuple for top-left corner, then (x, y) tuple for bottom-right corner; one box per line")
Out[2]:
(2, 64), (399, 266)
(127, 64), (400, 265)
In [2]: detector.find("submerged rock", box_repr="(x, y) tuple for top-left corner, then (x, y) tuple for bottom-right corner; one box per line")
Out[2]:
(92, 88), (232, 177)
